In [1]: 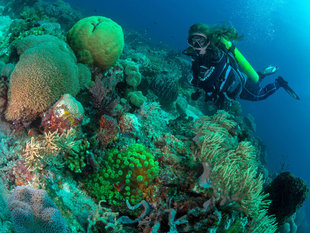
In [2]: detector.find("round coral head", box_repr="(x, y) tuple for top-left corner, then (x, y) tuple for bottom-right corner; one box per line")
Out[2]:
(67, 16), (124, 70)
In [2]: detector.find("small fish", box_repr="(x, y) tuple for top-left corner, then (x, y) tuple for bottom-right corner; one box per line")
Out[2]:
(27, 128), (38, 136)
(114, 183), (121, 192)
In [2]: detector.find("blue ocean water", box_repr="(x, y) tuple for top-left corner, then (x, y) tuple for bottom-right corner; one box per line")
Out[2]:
(66, 0), (310, 228)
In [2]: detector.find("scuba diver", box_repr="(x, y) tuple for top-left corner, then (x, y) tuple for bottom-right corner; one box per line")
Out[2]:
(183, 23), (300, 107)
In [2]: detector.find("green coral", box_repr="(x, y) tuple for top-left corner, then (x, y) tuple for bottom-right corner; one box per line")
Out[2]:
(63, 139), (90, 173)
(127, 91), (147, 107)
(86, 144), (159, 207)
(11, 27), (45, 44)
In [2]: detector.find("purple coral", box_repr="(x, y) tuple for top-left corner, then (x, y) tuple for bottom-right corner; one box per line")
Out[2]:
(8, 185), (66, 233)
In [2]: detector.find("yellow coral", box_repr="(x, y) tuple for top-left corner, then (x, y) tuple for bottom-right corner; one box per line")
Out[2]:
(67, 16), (124, 70)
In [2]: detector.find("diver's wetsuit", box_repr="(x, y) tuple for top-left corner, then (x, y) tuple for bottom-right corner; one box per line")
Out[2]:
(190, 49), (279, 106)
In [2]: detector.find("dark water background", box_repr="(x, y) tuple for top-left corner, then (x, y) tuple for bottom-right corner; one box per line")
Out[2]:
(64, 0), (310, 227)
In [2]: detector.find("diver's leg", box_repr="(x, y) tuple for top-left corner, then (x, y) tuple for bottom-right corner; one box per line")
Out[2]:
(240, 80), (278, 101)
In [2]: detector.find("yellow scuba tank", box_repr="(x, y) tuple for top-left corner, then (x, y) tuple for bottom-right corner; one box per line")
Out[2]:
(221, 38), (259, 83)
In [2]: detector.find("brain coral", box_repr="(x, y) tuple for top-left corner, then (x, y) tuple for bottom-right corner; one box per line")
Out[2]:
(5, 35), (90, 122)
(67, 16), (124, 70)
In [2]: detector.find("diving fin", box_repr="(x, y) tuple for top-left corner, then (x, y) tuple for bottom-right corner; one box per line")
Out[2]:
(277, 76), (300, 100)
(283, 84), (300, 100)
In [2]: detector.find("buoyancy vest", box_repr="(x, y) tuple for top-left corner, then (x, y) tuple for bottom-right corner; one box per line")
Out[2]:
(191, 49), (247, 103)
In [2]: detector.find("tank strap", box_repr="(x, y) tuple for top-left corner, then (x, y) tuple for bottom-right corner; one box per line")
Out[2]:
(228, 43), (236, 54)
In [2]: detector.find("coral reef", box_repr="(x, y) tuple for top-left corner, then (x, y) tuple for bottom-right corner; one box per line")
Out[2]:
(3, 0), (39, 18)
(36, 0), (82, 30)
(0, 178), (12, 232)
(0, 3), (308, 232)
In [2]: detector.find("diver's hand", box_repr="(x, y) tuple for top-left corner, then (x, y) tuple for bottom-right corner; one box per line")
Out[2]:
(191, 89), (201, 100)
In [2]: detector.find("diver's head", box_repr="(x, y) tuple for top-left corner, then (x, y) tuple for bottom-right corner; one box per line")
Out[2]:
(187, 33), (210, 55)
(187, 23), (211, 55)
(187, 23), (242, 57)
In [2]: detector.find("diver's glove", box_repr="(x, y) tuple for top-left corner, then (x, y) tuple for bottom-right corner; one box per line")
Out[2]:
(191, 89), (201, 100)
(276, 76), (300, 100)
(259, 65), (280, 79)
(263, 65), (279, 76)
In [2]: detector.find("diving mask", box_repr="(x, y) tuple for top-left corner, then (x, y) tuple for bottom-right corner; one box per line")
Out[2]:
(187, 33), (209, 48)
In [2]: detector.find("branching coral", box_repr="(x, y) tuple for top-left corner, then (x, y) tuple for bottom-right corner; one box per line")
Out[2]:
(22, 129), (80, 172)
(193, 110), (277, 233)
